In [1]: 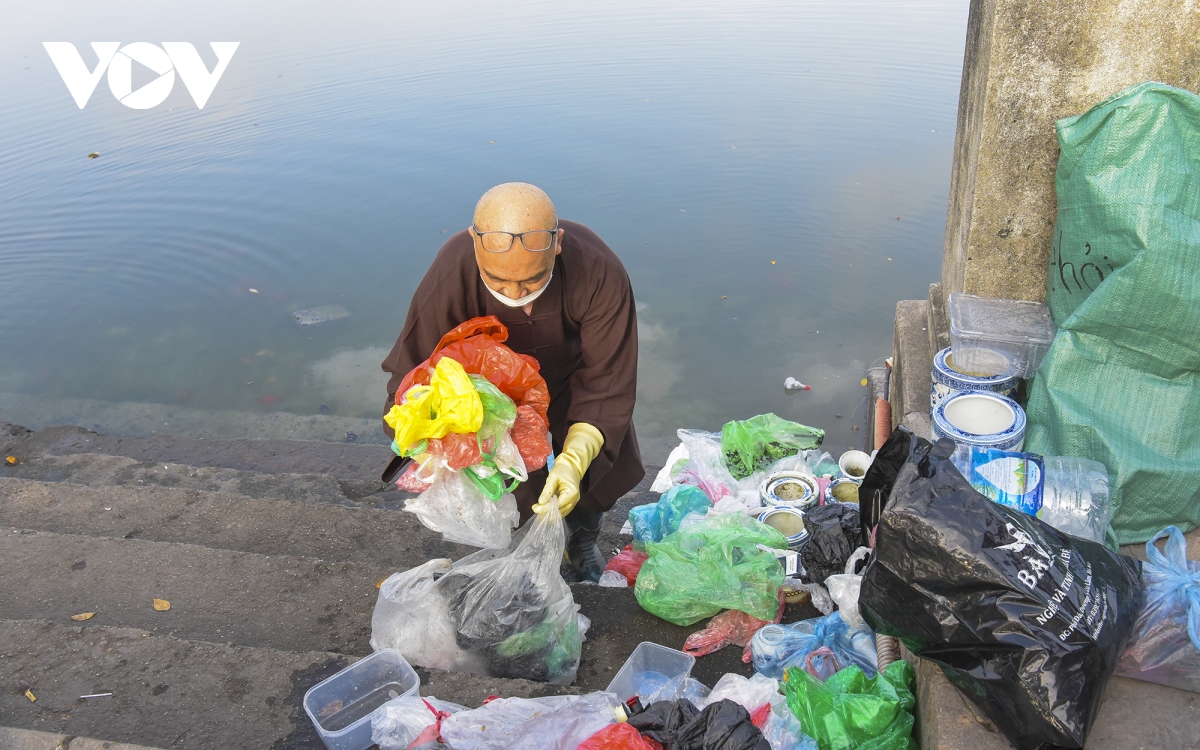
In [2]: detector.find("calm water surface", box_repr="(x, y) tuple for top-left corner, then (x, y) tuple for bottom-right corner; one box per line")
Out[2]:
(0, 0), (969, 458)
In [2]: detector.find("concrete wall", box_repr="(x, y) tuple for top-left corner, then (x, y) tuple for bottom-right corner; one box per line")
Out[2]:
(941, 0), (1200, 304)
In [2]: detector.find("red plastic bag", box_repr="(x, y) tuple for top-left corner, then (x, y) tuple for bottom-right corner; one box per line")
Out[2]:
(577, 722), (662, 750)
(397, 317), (550, 421)
(511, 404), (551, 471)
(427, 432), (482, 471)
(683, 598), (784, 657)
(604, 545), (649, 586)
(394, 462), (431, 493)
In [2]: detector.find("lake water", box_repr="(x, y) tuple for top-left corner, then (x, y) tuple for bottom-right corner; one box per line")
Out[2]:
(0, 0), (969, 460)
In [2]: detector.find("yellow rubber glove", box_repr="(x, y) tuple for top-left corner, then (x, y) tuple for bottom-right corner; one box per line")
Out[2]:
(533, 422), (604, 517)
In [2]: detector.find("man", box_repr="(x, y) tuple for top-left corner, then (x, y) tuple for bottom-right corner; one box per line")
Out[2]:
(381, 182), (644, 581)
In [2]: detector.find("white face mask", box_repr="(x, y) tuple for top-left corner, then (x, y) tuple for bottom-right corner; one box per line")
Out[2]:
(482, 270), (553, 308)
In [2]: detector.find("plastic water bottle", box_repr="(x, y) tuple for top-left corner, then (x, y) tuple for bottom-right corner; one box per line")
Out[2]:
(1038, 457), (1111, 544)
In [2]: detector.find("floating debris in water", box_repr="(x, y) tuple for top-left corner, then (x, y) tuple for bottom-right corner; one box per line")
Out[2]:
(292, 305), (350, 326)
(345, 432), (358, 442)
(784, 377), (810, 392)
(319, 404), (329, 414)
(257, 395), (277, 405)
(87, 152), (99, 159)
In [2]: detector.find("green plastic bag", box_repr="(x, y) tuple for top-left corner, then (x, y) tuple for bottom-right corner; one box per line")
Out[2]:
(721, 413), (825, 479)
(634, 512), (789, 625)
(1027, 81), (1200, 545)
(782, 661), (917, 750)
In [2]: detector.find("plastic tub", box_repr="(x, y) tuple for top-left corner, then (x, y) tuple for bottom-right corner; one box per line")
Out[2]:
(757, 506), (810, 549)
(947, 293), (1056, 378)
(930, 347), (1019, 412)
(837, 450), (873, 480)
(303, 649), (420, 750)
(605, 642), (696, 704)
(759, 472), (820, 510)
(824, 477), (861, 507)
(932, 392), (1027, 464)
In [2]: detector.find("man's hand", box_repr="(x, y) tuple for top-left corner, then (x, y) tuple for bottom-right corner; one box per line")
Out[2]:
(533, 423), (604, 516)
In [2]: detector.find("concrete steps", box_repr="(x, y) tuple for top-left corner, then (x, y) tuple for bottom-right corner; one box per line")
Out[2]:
(2, 420), (747, 749)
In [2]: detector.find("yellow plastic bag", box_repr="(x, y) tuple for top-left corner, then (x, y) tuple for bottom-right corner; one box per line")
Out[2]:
(385, 357), (483, 452)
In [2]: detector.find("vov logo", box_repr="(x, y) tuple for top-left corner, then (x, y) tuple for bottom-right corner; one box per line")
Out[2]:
(43, 42), (240, 110)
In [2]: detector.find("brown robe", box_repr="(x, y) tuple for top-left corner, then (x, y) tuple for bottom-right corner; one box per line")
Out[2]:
(381, 220), (644, 517)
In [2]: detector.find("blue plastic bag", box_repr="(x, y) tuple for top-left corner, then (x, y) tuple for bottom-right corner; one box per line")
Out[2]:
(750, 611), (878, 680)
(1117, 526), (1200, 693)
(628, 484), (712, 548)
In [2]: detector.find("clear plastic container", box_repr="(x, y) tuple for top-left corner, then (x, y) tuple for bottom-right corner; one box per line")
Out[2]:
(1038, 457), (1111, 544)
(948, 293), (1057, 378)
(605, 642), (696, 704)
(304, 649), (420, 750)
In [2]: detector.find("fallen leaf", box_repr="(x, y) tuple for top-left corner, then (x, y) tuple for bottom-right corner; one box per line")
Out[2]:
(248, 288), (259, 293)
(721, 295), (728, 299)
(376, 578), (386, 589)
(5, 456), (16, 465)
(860, 378), (869, 387)
(770, 260), (776, 265)
(71, 612), (96, 621)
(24, 689), (36, 702)
(153, 598), (171, 611)
(87, 152), (99, 159)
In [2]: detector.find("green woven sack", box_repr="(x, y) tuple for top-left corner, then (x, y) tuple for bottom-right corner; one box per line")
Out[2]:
(1026, 81), (1200, 545)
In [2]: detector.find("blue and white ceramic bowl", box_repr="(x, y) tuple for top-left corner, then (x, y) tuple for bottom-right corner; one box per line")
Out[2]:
(930, 347), (1019, 413)
(932, 391), (1026, 453)
(757, 506), (810, 550)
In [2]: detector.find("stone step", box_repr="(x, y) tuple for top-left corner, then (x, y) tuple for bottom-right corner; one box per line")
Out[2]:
(4, 424), (396, 501)
(0, 527), (388, 656)
(0, 726), (166, 750)
(1, 452), (366, 507)
(0, 619), (588, 750)
(0, 477), (472, 570)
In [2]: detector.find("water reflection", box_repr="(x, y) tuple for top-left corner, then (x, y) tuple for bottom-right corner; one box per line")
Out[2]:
(0, 0), (969, 459)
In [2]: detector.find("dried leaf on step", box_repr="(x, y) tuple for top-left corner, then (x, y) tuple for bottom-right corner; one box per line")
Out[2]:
(153, 598), (171, 611)
(377, 578), (386, 589)
(5, 456), (17, 465)
(24, 689), (36, 702)
(71, 612), (96, 621)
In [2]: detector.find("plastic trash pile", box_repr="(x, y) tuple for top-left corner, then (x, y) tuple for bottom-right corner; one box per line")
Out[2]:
(386, 316), (553, 549)
(370, 496), (588, 685)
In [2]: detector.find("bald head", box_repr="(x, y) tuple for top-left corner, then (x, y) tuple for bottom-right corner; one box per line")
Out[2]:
(470, 183), (563, 305)
(473, 182), (557, 232)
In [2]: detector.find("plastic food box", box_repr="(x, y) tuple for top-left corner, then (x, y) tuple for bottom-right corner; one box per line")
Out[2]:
(303, 649), (420, 750)
(605, 642), (696, 704)
(947, 293), (1057, 378)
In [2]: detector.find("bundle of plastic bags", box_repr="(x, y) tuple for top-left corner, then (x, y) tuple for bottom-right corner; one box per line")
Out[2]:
(441, 693), (622, 750)
(635, 513), (790, 625)
(387, 317), (553, 548)
(1116, 525), (1200, 693)
(750, 612), (878, 681)
(370, 497), (588, 684)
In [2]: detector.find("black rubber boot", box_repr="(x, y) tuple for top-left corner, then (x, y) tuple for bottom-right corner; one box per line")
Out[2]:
(565, 508), (606, 583)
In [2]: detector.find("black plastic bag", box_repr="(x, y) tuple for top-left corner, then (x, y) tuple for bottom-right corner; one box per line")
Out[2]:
(860, 436), (1143, 750)
(799, 502), (861, 585)
(628, 699), (770, 750)
(857, 426), (930, 548)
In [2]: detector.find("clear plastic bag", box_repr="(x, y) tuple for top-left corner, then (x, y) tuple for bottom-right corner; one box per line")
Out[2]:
(404, 470), (520, 549)
(371, 499), (588, 684)
(750, 611), (878, 680)
(441, 693), (620, 750)
(372, 696), (466, 750)
(1116, 525), (1200, 693)
(824, 547), (872, 629)
(371, 559), (477, 672)
(760, 703), (818, 750)
(697, 673), (780, 714)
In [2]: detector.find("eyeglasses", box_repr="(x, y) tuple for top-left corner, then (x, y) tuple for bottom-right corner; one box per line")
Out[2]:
(471, 224), (559, 253)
